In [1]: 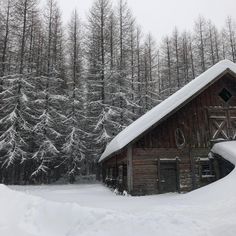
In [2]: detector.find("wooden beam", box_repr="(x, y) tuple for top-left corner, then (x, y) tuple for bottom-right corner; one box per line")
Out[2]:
(176, 158), (180, 193)
(189, 148), (196, 190)
(127, 145), (133, 193)
(157, 157), (161, 193)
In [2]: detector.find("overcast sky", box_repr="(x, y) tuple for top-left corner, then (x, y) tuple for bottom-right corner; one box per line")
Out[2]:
(48, 0), (235, 41)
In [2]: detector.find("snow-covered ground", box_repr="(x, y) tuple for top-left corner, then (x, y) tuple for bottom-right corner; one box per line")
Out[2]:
(0, 182), (234, 236)
(1, 141), (236, 236)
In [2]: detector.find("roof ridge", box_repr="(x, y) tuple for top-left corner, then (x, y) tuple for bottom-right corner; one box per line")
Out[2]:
(99, 59), (236, 162)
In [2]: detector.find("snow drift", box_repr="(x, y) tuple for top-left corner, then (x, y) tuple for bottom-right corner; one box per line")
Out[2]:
(1, 141), (236, 236)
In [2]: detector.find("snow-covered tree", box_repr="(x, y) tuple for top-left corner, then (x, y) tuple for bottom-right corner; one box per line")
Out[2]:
(30, 75), (66, 183)
(14, 0), (39, 74)
(62, 10), (87, 182)
(30, 0), (67, 182)
(85, 0), (116, 160)
(0, 0), (15, 77)
(0, 74), (36, 183)
(222, 17), (236, 62)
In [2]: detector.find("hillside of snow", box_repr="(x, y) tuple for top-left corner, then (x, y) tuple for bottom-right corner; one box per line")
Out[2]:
(1, 141), (236, 236)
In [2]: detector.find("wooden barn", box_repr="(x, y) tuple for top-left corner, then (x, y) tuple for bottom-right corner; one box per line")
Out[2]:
(98, 60), (236, 195)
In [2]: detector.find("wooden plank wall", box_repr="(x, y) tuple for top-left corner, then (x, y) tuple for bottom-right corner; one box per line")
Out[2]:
(131, 147), (215, 195)
(102, 73), (236, 195)
(135, 74), (236, 149)
(132, 148), (193, 195)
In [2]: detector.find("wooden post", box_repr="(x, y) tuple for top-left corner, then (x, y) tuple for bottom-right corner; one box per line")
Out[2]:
(176, 157), (180, 193)
(189, 148), (196, 190)
(157, 157), (161, 193)
(127, 145), (133, 193)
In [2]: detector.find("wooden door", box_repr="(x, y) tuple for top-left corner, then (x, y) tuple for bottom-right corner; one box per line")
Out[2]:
(208, 108), (236, 141)
(159, 162), (178, 193)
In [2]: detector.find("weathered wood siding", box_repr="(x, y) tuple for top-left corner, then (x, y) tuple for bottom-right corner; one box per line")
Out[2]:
(135, 74), (236, 149)
(132, 148), (193, 195)
(129, 74), (236, 195)
(102, 73), (236, 195)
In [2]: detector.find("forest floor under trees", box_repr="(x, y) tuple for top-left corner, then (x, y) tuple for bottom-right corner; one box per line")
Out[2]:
(0, 174), (234, 236)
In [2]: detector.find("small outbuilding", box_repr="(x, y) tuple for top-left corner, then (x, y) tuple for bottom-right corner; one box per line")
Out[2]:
(99, 60), (236, 195)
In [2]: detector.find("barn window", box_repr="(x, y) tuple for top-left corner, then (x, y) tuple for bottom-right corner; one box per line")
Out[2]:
(219, 88), (232, 102)
(199, 158), (215, 179)
(175, 128), (185, 148)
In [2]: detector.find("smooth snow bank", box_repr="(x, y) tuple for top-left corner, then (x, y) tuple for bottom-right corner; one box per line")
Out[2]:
(211, 141), (236, 165)
(185, 141), (236, 203)
(1, 141), (236, 236)
(100, 59), (236, 162)
(2, 184), (144, 236)
(4, 175), (236, 236)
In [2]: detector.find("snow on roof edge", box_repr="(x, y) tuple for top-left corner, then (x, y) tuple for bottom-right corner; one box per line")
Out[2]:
(99, 60), (236, 163)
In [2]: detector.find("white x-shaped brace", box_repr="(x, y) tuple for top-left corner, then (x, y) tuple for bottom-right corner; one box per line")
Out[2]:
(212, 120), (228, 139)
(231, 120), (236, 139)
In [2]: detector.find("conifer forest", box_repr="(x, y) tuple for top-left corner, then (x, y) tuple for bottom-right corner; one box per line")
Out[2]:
(0, 0), (236, 184)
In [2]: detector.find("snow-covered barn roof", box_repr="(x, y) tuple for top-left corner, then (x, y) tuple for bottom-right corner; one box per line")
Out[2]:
(99, 59), (236, 163)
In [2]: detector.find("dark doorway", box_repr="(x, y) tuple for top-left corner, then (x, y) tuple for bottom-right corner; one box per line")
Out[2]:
(159, 161), (178, 193)
(217, 157), (235, 178)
